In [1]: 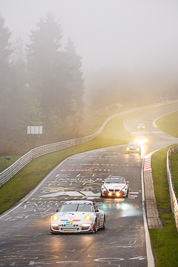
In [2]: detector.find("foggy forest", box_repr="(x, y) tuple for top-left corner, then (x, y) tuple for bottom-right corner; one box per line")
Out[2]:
(0, 0), (178, 155)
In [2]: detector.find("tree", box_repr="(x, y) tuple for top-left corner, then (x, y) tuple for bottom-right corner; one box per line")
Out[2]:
(65, 38), (84, 115)
(26, 11), (63, 105)
(26, 12), (64, 140)
(0, 13), (13, 141)
(26, 12), (84, 142)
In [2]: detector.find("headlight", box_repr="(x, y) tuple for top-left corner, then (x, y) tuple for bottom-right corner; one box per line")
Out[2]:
(84, 215), (91, 221)
(52, 215), (59, 221)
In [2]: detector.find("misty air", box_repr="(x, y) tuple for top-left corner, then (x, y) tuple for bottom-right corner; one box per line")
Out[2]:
(0, 1), (178, 267)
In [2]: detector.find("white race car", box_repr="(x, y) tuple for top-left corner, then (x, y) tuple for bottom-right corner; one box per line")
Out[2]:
(50, 200), (106, 234)
(101, 176), (129, 198)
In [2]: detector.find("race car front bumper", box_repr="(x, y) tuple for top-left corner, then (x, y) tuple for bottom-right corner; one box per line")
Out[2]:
(102, 189), (126, 197)
(125, 149), (141, 154)
(50, 222), (94, 233)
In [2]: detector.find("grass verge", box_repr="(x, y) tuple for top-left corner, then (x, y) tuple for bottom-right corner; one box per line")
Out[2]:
(156, 111), (178, 138)
(150, 147), (178, 267)
(0, 156), (20, 173)
(169, 150), (178, 199)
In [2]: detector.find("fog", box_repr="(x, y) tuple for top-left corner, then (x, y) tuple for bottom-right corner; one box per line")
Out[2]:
(1, 0), (178, 102)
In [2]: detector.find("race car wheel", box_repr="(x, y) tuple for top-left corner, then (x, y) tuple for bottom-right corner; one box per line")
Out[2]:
(101, 216), (106, 230)
(92, 220), (98, 234)
(100, 191), (104, 197)
(50, 229), (56, 235)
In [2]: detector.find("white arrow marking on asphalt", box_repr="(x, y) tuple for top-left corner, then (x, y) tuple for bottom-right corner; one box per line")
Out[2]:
(80, 191), (100, 196)
(40, 191), (101, 198)
(40, 191), (83, 197)
(56, 261), (79, 264)
(129, 256), (145, 260)
(94, 258), (124, 262)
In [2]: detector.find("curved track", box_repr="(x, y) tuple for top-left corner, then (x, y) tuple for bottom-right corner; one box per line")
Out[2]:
(0, 103), (178, 267)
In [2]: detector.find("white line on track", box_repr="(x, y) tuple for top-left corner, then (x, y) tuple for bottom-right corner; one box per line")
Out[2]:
(142, 156), (155, 267)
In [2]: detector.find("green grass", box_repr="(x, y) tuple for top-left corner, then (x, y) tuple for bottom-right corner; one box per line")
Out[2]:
(0, 156), (20, 172)
(150, 109), (178, 266)
(150, 148), (178, 267)
(156, 111), (178, 138)
(169, 150), (178, 200)
(155, 108), (178, 208)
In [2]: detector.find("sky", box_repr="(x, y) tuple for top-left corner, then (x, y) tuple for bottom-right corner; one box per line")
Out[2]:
(1, 0), (178, 92)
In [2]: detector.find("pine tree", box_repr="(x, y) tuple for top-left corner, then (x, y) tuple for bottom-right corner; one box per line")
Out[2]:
(26, 12), (84, 142)
(0, 13), (13, 141)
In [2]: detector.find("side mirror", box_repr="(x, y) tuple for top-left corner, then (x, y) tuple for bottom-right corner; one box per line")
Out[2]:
(56, 209), (59, 212)
(101, 181), (104, 184)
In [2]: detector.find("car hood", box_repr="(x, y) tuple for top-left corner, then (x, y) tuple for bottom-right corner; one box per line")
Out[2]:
(103, 183), (125, 190)
(56, 211), (93, 221)
(127, 145), (139, 149)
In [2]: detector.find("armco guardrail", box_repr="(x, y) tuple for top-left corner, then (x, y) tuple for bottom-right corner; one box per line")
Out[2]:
(167, 146), (178, 231)
(0, 100), (178, 186)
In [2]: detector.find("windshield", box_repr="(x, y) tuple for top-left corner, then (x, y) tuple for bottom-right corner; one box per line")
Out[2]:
(128, 142), (137, 146)
(60, 203), (94, 212)
(105, 177), (125, 183)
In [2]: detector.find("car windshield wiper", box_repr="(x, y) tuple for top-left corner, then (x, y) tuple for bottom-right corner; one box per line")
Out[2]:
(76, 204), (80, 212)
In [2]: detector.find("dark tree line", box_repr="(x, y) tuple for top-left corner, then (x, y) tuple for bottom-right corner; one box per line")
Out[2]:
(0, 12), (84, 155)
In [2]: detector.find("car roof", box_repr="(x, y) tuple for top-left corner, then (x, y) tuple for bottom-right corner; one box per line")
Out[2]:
(128, 142), (137, 145)
(63, 200), (94, 205)
(105, 175), (125, 180)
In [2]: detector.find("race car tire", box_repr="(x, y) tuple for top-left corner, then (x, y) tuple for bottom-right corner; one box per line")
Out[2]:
(50, 226), (59, 234)
(100, 191), (104, 197)
(50, 230), (57, 235)
(92, 219), (98, 234)
(101, 216), (106, 230)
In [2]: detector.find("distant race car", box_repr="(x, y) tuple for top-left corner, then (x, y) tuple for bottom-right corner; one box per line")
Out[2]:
(101, 176), (129, 198)
(125, 142), (141, 155)
(134, 135), (148, 145)
(50, 200), (106, 234)
(137, 123), (145, 130)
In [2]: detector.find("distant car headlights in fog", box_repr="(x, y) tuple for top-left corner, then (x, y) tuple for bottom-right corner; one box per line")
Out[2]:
(135, 137), (148, 145)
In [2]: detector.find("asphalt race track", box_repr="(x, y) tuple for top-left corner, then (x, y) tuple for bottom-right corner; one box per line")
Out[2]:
(0, 103), (178, 267)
